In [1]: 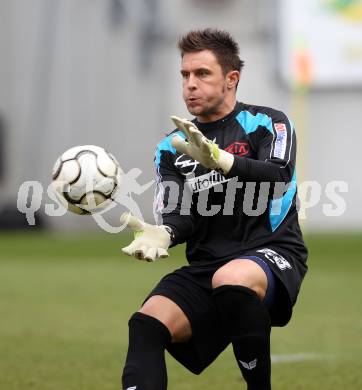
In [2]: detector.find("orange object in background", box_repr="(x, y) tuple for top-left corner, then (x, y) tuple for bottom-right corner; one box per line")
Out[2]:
(293, 46), (313, 89)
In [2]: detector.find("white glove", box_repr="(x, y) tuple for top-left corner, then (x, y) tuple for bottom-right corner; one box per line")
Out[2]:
(170, 116), (234, 175)
(120, 213), (171, 261)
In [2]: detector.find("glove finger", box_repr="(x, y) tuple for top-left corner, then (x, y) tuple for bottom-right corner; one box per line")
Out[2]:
(171, 116), (193, 140)
(171, 135), (191, 156)
(180, 120), (200, 146)
(121, 244), (135, 256)
(134, 245), (148, 260)
(121, 246), (133, 256)
(121, 240), (140, 256)
(188, 126), (204, 147)
(170, 115), (188, 133)
(178, 117), (202, 145)
(120, 212), (145, 231)
(157, 248), (169, 258)
(144, 247), (157, 262)
(200, 136), (214, 156)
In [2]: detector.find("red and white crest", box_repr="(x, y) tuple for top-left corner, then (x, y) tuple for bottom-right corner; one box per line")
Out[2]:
(274, 123), (287, 132)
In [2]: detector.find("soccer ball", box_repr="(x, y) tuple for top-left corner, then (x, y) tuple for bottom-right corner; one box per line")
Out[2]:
(52, 145), (122, 215)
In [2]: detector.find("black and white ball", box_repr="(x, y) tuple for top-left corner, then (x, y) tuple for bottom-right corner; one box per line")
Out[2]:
(52, 145), (122, 215)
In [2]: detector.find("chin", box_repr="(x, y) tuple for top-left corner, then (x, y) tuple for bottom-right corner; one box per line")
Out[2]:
(187, 105), (204, 117)
(187, 108), (198, 116)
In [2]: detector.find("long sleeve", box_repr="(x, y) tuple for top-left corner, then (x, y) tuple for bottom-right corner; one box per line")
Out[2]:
(153, 134), (195, 245)
(225, 110), (296, 184)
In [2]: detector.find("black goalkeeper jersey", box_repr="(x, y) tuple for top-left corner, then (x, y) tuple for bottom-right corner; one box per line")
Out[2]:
(154, 102), (308, 265)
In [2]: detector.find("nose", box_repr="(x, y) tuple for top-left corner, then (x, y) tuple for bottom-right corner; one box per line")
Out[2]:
(186, 74), (197, 91)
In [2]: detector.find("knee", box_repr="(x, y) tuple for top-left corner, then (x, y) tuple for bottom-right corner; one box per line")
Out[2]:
(211, 260), (268, 300)
(212, 266), (242, 289)
(127, 311), (171, 343)
(139, 295), (192, 343)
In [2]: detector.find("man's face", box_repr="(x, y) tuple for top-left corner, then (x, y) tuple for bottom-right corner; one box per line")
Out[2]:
(180, 50), (230, 120)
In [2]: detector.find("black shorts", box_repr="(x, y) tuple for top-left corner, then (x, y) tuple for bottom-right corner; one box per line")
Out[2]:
(144, 246), (307, 374)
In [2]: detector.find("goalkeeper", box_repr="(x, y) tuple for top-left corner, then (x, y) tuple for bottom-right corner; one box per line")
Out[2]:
(121, 28), (308, 390)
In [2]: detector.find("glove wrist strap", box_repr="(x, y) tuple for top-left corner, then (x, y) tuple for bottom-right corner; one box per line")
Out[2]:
(162, 225), (175, 245)
(216, 149), (234, 175)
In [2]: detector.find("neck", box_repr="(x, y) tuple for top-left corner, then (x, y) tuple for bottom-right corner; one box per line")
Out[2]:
(197, 96), (237, 123)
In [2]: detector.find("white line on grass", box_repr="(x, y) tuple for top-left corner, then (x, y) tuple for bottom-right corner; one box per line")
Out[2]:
(271, 353), (320, 363)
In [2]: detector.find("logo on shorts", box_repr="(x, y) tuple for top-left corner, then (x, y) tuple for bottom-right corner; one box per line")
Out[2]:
(256, 248), (292, 270)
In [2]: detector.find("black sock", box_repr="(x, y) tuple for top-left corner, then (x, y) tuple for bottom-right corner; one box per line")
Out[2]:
(213, 285), (271, 390)
(122, 312), (171, 390)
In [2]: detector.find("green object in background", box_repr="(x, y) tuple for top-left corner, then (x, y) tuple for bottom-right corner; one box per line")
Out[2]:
(0, 232), (361, 389)
(325, 0), (362, 22)
(328, 0), (358, 10)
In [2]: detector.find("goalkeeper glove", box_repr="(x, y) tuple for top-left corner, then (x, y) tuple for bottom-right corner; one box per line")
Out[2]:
(120, 212), (172, 262)
(170, 116), (234, 175)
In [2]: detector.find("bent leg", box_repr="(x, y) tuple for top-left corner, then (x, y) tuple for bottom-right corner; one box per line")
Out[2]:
(122, 295), (192, 390)
(212, 259), (272, 390)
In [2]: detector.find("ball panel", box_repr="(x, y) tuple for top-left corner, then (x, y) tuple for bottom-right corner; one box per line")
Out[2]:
(56, 160), (80, 184)
(61, 145), (105, 160)
(67, 203), (90, 215)
(52, 157), (62, 180)
(93, 177), (116, 196)
(96, 150), (119, 176)
(80, 192), (108, 207)
(77, 154), (100, 182)
(110, 174), (122, 200)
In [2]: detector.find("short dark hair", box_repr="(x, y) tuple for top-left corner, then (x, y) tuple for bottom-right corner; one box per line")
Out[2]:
(177, 28), (244, 75)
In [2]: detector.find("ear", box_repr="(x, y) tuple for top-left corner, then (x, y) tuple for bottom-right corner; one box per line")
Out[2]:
(226, 70), (240, 89)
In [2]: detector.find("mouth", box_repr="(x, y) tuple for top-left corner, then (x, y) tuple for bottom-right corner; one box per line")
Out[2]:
(187, 97), (201, 104)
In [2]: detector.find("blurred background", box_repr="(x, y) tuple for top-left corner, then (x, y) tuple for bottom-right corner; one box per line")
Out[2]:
(0, 1), (362, 389)
(0, 0), (361, 231)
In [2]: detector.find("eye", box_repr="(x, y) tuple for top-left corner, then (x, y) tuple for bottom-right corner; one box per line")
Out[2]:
(197, 69), (210, 78)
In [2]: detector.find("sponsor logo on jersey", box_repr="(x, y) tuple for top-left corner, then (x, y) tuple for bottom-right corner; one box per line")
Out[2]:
(185, 171), (230, 193)
(175, 154), (199, 176)
(239, 358), (257, 370)
(256, 248), (292, 270)
(225, 141), (250, 156)
(273, 123), (287, 159)
(274, 123), (286, 132)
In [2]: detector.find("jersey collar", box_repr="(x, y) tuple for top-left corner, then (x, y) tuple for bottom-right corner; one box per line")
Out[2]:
(193, 101), (243, 133)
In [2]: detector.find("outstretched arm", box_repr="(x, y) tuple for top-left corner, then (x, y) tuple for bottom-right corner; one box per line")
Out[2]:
(121, 132), (195, 261)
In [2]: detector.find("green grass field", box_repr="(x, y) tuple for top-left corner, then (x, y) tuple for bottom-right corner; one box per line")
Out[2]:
(0, 231), (361, 389)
